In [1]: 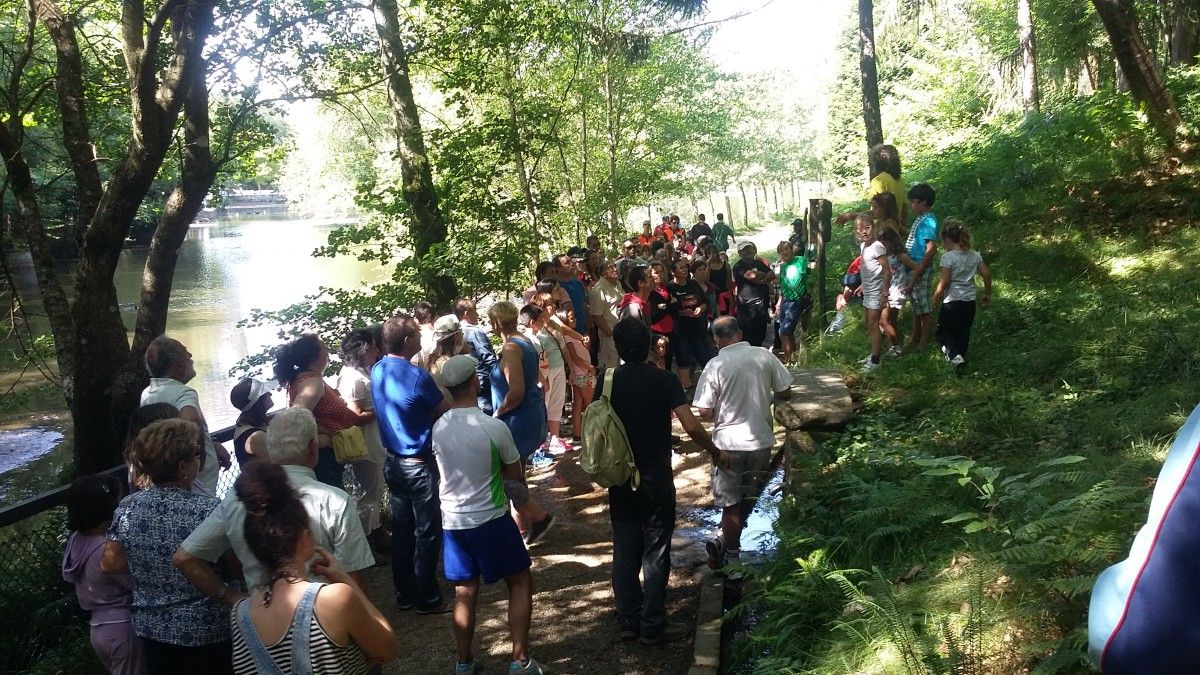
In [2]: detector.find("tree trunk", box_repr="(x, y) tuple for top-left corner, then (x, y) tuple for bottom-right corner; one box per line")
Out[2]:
(858, 0), (885, 173)
(1171, 0), (1200, 65)
(603, 52), (621, 238)
(724, 192), (734, 228)
(113, 55), (218, 441)
(0, 123), (76, 378)
(33, 0), (102, 248)
(771, 184), (780, 212)
(1018, 0), (1041, 111)
(739, 184), (749, 227)
(70, 0), (217, 475)
(1093, 0), (1184, 146)
(371, 0), (457, 309)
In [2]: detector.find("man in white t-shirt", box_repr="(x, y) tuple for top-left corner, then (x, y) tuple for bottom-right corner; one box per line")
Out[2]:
(431, 355), (546, 675)
(141, 335), (230, 495)
(693, 316), (792, 573)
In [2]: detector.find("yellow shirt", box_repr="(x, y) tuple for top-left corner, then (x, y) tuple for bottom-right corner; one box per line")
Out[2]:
(869, 172), (908, 225)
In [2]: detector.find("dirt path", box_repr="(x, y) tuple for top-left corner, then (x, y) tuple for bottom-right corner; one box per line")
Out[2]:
(365, 430), (718, 675)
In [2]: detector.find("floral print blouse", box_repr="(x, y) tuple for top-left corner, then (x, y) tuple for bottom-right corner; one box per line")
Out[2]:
(108, 486), (231, 645)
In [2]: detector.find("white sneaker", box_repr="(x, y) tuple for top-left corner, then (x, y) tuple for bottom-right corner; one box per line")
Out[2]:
(862, 359), (880, 374)
(950, 355), (965, 366)
(886, 345), (904, 357)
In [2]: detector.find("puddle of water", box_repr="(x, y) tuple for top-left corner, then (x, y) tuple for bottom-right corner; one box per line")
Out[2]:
(0, 426), (69, 507)
(677, 467), (784, 560)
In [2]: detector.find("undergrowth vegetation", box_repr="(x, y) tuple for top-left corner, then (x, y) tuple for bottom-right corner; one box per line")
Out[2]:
(732, 76), (1200, 674)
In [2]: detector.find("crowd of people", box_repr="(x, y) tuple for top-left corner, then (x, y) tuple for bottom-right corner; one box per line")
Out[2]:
(58, 146), (998, 673)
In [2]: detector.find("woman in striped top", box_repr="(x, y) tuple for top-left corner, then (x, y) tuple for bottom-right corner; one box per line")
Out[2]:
(229, 462), (395, 674)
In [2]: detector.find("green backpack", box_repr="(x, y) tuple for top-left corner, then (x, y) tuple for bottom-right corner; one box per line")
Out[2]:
(580, 369), (640, 490)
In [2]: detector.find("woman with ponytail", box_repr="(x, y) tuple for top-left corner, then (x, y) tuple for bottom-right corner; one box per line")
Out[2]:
(274, 334), (373, 491)
(230, 462), (395, 674)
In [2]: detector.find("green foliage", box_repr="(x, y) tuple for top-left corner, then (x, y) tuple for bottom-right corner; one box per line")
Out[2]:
(736, 75), (1200, 673)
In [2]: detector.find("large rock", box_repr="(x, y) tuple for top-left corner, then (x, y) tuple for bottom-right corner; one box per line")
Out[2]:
(775, 368), (853, 430)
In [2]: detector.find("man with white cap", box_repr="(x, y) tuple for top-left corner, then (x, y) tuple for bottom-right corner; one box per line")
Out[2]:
(731, 242), (775, 347)
(431, 354), (546, 675)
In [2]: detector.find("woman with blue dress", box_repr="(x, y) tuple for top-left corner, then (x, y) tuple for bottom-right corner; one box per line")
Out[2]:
(488, 300), (555, 545)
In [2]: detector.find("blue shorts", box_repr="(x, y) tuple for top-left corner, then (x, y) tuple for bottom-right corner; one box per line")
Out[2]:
(778, 295), (811, 336)
(443, 514), (531, 584)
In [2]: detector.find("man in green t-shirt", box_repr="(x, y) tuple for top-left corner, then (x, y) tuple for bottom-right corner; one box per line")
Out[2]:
(711, 213), (735, 253)
(775, 241), (809, 363)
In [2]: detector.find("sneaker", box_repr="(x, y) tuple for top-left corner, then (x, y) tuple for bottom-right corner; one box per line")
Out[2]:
(396, 598), (415, 611)
(861, 358), (880, 374)
(416, 599), (452, 615)
(547, 436), (574, 455)
(619, 623), (639, 642)
(886, 345), (903, 357)
(455, 661), (478, 674)
(704, 537), (725, 571)
(509, 656), (548, 673)
(950, 355), (965, 366)
(639, 620), (692, 645)
(524, 514), (555, 547)
(529, 449), (555, 470)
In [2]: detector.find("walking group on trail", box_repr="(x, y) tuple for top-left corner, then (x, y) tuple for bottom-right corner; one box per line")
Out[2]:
(57, 142), (1001, 675)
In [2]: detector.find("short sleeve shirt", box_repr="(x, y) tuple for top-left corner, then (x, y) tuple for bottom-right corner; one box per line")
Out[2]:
(868, 172), (908, 224)
(593, 364), (686, 486)
(693, 342), (793, 451)
(860, 240), (888, 299)
(560, 277), (589, 332)
(779, 257), (807, 301)
(180, 465), (375, 589)
(336, 366), (385, 461)
(711, 223), (735, 251)
(667, 279), (709, 332)
(906, 212), (939, 263)
(109, 487), (229, 644)
(371, 355), (445, 456)
(940, 249), (983, 302)
(141, 379), (219, 496)
(432, 408), (520, 530)
(732, 258), (771, 306)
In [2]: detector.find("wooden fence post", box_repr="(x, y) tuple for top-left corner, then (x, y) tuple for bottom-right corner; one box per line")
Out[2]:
(808, 198), (832, 331)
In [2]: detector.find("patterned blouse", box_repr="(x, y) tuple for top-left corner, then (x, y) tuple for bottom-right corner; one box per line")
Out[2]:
(108, 486), (231, 645)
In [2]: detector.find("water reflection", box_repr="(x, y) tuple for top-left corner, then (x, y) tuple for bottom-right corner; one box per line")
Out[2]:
(0, 216), (385, 504)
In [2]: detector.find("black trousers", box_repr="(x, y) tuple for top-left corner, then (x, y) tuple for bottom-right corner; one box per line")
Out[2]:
(936, 300), (977, 360)
(143, 638), (232, 675)
(737, 301), (769, 347)
(610, 494), (675, 638)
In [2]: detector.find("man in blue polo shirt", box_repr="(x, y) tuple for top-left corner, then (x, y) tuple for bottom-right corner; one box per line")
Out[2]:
(372, 313), (452, 614)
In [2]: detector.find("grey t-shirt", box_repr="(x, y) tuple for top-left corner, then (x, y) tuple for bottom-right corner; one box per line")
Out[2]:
(940, 249), (983, 302)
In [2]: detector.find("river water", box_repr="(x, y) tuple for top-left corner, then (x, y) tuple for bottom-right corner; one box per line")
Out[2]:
(0, 214), (385, 507)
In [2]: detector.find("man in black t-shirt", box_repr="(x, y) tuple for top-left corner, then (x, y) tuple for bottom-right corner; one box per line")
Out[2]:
(689, 213), (713, 242)
(731, 241), (775, 346)
(595, 318), (721, 645)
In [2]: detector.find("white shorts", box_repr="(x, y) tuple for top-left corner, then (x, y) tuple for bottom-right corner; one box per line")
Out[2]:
(544, 366), (566, 423)
(863, 292), (884, 311)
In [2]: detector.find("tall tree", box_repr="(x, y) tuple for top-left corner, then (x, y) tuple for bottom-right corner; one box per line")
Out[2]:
(1018, 0), (1040, 110)
(859, 0), (885, 175)
(371, 0), (457, 309)
(1092, 0), (1184, 146)
(1171, 0), (1200, 65)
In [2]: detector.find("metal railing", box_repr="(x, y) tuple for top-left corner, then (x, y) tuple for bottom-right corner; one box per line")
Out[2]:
(0, 421), (243, 674)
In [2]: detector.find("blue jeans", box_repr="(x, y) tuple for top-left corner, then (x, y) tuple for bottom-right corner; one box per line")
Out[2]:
(313, 446), (344, 492)
(384, 455), (443, 609)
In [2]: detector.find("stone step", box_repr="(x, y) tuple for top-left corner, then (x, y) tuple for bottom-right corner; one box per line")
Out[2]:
(775, 367), (853, 430)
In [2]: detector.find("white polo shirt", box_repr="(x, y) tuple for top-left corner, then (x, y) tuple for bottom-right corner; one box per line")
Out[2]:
(180, 464), (375, 588)
(693, 341), (792, 451)
(141, 377), (219, 496)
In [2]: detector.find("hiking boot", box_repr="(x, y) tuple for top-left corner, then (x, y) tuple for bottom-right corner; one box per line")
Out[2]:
(639, 620), (692, 645)
(618, 623), (639, 642)
(509, 656), (548, 673)
(524, 514), (555, 547)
